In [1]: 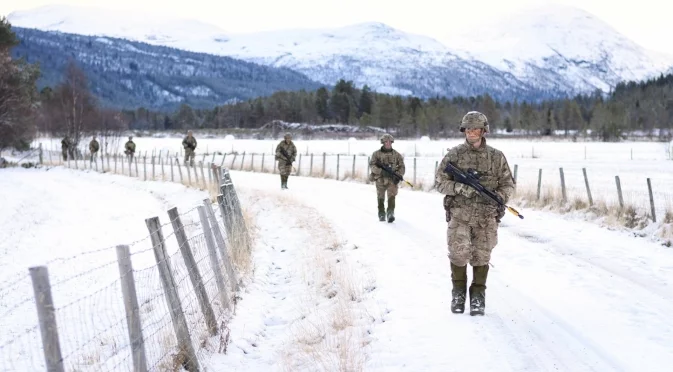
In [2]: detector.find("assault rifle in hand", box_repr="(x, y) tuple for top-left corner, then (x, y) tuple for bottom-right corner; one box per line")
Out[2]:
(374, 160), (413, 187)
(278, 147), (297, 172)
(444, 162), (524, 219)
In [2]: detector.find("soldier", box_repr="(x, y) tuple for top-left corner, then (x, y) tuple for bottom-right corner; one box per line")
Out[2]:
(61, 135), (72, 161)
(124, 136), (136, 162)
(434, 111), (515, 316)
(182, 130), (197, 166)
(89, 135), (100, 163)
(368, 133), (405, 222)
(275, 133), (296, 189)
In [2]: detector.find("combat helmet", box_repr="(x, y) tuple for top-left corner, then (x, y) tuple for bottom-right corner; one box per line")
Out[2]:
(380, 133), (394, 144)
(459, 111), (489, 133)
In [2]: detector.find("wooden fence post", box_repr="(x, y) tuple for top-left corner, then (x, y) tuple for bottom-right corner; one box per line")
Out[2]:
(204, 199), (238, 293)
(167, 208), (218, 336)
(615, 175), (624, 209)
(336, 154), (340, 180)
(537, 169), (542, 200)
(559, 167), (567, 202)
(29, 266), (64, 372)
(647, 178), (656, 222)
(582, 168), (593, 206)
(513, 164), (518, 183)
(145, 217), (200, 371)
(115, 245), (148, 372)
(197, 206), (231, 310)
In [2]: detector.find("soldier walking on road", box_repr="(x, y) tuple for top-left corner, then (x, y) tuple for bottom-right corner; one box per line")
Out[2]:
(275, 133), (296, 189)
(89, 135), (100, 163)
(182, 130), (197, 166)
(368, 133), (405, 222)
(434, 111), (515, 316)
(124, 136), (136, 162)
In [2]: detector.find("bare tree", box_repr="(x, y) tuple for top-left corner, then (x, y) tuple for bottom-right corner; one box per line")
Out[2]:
(54, 59), (97, 157)
(97, 109), (129, 155)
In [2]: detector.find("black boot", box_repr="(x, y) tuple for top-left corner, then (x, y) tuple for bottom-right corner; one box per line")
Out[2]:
(378, 198), (385, 221)
(387, 196), (396, 223)
(280, 175), (285, 189)
(469, 265), (489, 316)
(450, 263), (467, 313)
(284, 175), (289, 189)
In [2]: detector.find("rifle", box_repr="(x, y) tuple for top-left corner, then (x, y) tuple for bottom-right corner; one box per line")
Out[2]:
(278, 147), (297, 172)
(444, 162), (524, 219)
(374, 159), (413, 187)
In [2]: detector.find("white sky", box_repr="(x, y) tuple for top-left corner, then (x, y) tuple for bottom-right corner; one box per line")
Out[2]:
(2, 0), (673, 54)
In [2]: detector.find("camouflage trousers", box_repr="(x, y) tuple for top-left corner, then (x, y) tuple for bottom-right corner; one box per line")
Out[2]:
(184, 148), (195, 166)
(277, 160), (292, 176)
(447, 214), (498, 267)
(375, 178), (398, 199)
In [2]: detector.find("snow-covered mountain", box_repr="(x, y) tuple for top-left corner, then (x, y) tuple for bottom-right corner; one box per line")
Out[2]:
(8, 4), (673, 100)
(444, 4), (673, 93)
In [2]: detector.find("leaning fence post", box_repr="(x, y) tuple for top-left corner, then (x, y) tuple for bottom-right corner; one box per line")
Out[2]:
(647, 178), (656, 222)
(615, 175), (624, 209)
(197, 206), (231, 311)
(167, 207), (218, 336)
(29, 266), (65, 372)
(204, 199), (238, 292)
(582, 168), (593, 206)
(115, 245), (148, 372)
(145, 217), (200, 371)
(559, 167), (567, 202)
(199, 162), (207, 190)
(537, 169), (542, 200)
(175, 158), (183, 184)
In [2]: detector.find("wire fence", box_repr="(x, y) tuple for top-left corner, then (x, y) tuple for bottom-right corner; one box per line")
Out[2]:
(34, 141), (673, 222)
(0, 161), (251, 371)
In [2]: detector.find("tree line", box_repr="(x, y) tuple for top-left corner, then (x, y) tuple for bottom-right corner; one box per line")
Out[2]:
(3, 16), (673, 154)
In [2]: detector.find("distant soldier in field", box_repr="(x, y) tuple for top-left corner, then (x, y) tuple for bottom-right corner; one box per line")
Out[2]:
(434, 111), (515, 316)
(275, 133), (296, 189)
(124, 136), (136, 162)
(89, 135), (100, 162)
(368, 133), (405, 222)
(61, 135), (72, 161)
(182, 130), (197, 166)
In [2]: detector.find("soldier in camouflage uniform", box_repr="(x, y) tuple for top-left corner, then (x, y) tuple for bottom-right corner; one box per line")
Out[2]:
(124, 136), (136, 162)
(89, 135), (100, 163)
(182, 130), (197, 166)
(275, 133), (296, 189)
(434, 111), (515, 316)
(369, 133), (405, 222)
(61, 135), (72, 161)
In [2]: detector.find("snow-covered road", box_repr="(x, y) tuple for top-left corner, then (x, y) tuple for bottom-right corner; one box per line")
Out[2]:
(1, 166), (671, 371)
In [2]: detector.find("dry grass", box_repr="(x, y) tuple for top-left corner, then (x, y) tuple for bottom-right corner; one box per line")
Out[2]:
(275, 195), (371, 372)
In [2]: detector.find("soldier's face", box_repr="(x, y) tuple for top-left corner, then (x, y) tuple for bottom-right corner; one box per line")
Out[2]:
(465, 128), (483, 144)
(383, 140), (392, 149)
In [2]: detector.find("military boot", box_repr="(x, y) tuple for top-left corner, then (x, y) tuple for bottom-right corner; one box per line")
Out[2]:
(469, 265), (489, 316)
(450, 263), (467, 314)
(284, 175), (289, 189)
(387, 196), (396, 223)
(377, 198), (385, 221)
(280, 175), (286, 189)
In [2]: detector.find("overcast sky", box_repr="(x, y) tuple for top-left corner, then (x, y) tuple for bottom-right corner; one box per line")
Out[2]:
(2, 0), (672, 54)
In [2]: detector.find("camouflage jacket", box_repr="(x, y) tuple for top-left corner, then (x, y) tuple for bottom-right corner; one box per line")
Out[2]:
(369, 147), (405, 183)
(61, 138), (72, 149)
(89, 140), (99, 153)
(125, 141), (136, 153)
(435, 138), (515, 221)
(182, 136), (197, 150)
(275, 140), (297, 164)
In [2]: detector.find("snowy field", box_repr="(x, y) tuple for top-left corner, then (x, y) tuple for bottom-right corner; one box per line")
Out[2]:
(35, 136), (673, 219)
(1, 162), (672, 371)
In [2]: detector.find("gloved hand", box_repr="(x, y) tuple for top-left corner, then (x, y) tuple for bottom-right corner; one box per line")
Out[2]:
(393, 177), (400, 185)
(454, 183), (476, 198)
